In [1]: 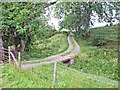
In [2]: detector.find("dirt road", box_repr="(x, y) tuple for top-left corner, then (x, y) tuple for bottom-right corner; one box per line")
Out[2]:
(21, 35), (80, 69)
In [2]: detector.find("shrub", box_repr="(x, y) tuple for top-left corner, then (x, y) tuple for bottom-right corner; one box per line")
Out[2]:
(92, 35), (107, 46)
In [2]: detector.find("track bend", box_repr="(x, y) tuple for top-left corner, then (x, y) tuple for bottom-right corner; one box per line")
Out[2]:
(22, 35), (80, 69)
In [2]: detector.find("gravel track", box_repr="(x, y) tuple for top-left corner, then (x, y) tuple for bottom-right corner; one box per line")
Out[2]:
(22, 35), (80, 69)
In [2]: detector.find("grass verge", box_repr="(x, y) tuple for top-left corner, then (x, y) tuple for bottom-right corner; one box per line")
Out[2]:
(1, 63), (118, 88)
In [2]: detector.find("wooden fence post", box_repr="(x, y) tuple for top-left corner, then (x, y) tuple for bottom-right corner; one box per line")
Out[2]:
(52, 62), (57, 88)
(8, 46), (11, 64)
(18, 52), (21, 67)
(18, 52), (21, 62)
(10, 52), (20, 68)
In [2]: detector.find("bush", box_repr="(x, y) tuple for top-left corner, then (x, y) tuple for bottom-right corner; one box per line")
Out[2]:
(92, 35), (107, 46)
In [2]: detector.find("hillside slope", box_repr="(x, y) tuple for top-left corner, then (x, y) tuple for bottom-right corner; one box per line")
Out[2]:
(72, 25), (118, 81)
(1, 25), (119, 88)
(22, 33), (68, 60)
(1, 64), (118, 88)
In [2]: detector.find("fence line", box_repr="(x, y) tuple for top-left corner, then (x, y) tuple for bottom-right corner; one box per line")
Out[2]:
(0, 50), (9, 53)
(0, 48), (8, 51)
(8, 46), (11, 64)
(10, 52), (20, 67)
(0, 47), (8, 62)
(0, 46), (21, 67)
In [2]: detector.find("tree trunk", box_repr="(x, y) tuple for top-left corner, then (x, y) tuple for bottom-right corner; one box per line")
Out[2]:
(0, 30), (5, 62)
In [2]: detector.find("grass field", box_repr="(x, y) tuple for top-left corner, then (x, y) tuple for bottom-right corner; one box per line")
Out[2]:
(1, 63), (118, 88)
(1, 25), (119, 88)
(72, 25), (118, 81)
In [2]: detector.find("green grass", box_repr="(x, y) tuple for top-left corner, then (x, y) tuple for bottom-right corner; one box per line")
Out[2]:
(1, 63), (118, 88)
(72, 25), (118, 81)
(21, 33), (68, 61)
(1, 64), (52, 88)
(90, 25), (118, 41)
(90, 25), (118, 48)
(1, 25), (119, 88)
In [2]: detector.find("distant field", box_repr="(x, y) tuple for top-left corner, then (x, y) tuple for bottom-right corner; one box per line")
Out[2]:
(90, 25), (118, 48)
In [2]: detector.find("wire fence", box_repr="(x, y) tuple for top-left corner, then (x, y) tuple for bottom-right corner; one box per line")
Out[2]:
(25, 61), (79, 88)
(36, 61), (118, 88)
(26, 62), (66, 88)
(0, 46), (21, 67)
(0, 45), (74, 88)
(0, 47), (9, 62)
(2, 55), (118, 88)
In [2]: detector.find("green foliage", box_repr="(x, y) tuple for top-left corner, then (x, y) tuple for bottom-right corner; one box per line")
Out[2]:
(1, 2), (52, 49)
(55, 2), (119, 37)
(55, 2), (92, 30)
(92, 35), (107, 46)
(1, 25), (119, 88)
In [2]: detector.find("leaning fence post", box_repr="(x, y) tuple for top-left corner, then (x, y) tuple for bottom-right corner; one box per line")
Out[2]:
(8, 46), (11, 64)
(52, 62), (57, 88)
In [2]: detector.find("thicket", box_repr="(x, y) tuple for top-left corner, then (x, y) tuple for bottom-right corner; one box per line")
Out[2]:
(1, 2), (55, 51)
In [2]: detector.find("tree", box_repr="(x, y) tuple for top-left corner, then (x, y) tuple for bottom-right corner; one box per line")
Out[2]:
(1, 2), (54, 51)
(54, 2), (119, 38)
(0, 29), (5, 62)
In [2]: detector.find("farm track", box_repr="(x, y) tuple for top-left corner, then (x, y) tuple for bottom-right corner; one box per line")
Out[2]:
(21, 35), (80, 69)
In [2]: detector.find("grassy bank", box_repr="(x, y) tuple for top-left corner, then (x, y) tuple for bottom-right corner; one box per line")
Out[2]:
(1, 64), (118, 88)
(72, 25), (118, 81)
(21, 33), (68, 61)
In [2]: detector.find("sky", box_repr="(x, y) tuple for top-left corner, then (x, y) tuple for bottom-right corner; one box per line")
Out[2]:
(90, 10), (119, 28)
(48, 18), (59, 29)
